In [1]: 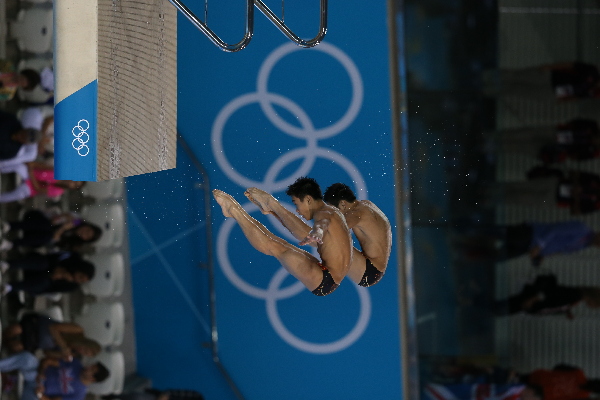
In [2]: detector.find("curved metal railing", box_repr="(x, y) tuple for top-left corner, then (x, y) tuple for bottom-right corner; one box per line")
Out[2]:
(168, 0), (327, 52)
(254, 0), (327, 48)
(168, 0), (254, 52)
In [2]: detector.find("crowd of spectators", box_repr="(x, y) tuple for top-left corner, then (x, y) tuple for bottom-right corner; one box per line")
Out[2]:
(0, 57), (113, 400)
(427, 61), (600, 400)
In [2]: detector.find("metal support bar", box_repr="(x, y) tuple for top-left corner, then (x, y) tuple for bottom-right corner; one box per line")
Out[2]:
(168, 0), (254, 52)
(177, 134), (245, 400)
(254, 0), (327, 48)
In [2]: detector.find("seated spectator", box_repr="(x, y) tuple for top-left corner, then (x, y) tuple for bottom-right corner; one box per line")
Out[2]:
(494, 274), (600, 318)
(485, 119), (600, 162)
(19, 69), (44, 92)
(484, 61), (600, 100)
(0, 211), (102, 252)
(0, 110), (41, 162)
(0, 352), (109, 400)
(0, 163), (85, 203)
(0, 64), (48, 101)
(3, 313), (101, 359)
(19, 107), (55, 165)
(0, 252), (95, 295)
(456, 220), (599, 266)
(0, 60), (19, 101)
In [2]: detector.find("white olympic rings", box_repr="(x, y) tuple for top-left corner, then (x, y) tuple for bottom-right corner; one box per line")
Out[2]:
(72, 119), (90, 157)
(212, 42), (371, 354)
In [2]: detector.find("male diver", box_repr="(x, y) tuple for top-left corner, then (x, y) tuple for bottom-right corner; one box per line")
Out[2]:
(323, 183), (392, 287)
(213, 177), (352, 296)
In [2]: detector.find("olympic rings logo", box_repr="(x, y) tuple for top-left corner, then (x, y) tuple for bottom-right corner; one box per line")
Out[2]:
(211, 42), (371, 354)
(72, 119), (90, 157)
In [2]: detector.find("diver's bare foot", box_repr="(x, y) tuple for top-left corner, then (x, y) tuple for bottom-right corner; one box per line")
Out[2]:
(244, 187), (274, 214)
(213, 190), (238, 218)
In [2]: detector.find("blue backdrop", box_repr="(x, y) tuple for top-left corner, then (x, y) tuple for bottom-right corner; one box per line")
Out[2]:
(175, 0), (402, 398)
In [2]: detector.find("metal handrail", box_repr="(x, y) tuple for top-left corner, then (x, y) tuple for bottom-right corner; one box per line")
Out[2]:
(177, 134), (245, 400)
(253, 0), (327, 48)
(168, 0), (254, 52)
(169, 0), (326, 51)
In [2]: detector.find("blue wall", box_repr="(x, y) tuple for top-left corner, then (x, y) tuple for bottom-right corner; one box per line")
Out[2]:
(176, 1), (403, 398)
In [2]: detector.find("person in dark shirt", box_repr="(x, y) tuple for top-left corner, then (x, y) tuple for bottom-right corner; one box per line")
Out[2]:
(486, 119), (600, 162)
(551, 62), (600, 99)
(494, 274), (600, 318)
(0, 110), (41, 160)
(0, 211), (103, 252)
(0, 252), (95, 295)
(539, 119), (600, 163)
(484, 167), (600, 215)
(456, 220), (599, 266)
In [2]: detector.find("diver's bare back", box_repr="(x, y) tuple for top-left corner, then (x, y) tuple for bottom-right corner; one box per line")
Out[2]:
(315, 205), (353, 283)
(351, 200), (392, 271)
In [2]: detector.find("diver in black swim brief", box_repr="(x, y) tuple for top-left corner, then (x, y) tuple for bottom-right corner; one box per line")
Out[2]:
(358, 258), (384, 287)
(312, 264), (340, 296)
(323, 183), (392, 288)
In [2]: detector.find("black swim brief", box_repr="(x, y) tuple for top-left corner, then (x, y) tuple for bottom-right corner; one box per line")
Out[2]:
(358, 258), (384, 287)
(312, 264), (340, 296)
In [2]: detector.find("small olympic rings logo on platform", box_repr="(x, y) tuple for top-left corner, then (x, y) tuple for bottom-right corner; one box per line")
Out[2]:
(212, 42), (371, 354)
(72, 119), (90, 157)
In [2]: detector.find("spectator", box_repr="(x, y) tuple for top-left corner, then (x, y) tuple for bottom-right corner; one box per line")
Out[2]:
(494, 274), (600, 318)
(19, 107), (55, 165)
(19, 69), (43, 91)
(0, 65), (48, 101)
(0, 163), (85, 203)
(104, 389), (205, 400)
(0, 60), (18, 101)
(456, 220), (599, 266)
(485, 167), (600, 215)
(0, 252), (95, 295)
(525, 364), (600, 400)
(0, 352), (109, 400)
(17, 67), (54, 106)
(0, 211), (102, 252)
(486, 119), (600, 162)
(484, 62), (600, 100)
(0, 110), (41, 162)
(3, 313), (101, 359)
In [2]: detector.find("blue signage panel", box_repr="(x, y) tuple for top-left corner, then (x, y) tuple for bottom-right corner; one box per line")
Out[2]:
(178, 1), (401, 398)
(54, 80), (97, 181)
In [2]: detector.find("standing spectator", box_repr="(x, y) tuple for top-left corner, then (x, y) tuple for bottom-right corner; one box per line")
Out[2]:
(525, 364), (600, 400)
(456, 220), (599, 266)
(486, 119), (600, 162)
(485, 167), (600, 215)
(494, 274), (600, 318)
(484, 62), (600, 100)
